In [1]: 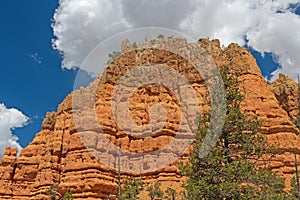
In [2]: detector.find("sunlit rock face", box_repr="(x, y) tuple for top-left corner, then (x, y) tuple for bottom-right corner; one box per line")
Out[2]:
(0, 38), (299, 199)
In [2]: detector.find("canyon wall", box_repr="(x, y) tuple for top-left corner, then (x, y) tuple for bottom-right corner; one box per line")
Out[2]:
(0, 38), (299, 199)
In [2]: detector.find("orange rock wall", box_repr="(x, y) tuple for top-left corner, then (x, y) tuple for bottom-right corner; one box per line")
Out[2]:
(268, 73), (299, 120)
(0, 38), (299, 199)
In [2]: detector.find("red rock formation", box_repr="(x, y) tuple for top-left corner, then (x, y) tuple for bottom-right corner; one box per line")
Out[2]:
(0, 38), (299, 199)
(268, 73), (299, 120)
(200, 39), (300, 188)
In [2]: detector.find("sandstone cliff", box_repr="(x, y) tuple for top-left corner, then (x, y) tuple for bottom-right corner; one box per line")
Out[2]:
(0, 38), (299, 199)
(268, 73), (299, 120)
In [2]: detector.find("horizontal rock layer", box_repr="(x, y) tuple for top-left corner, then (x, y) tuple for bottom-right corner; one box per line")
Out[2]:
(0, 38), (299, 199)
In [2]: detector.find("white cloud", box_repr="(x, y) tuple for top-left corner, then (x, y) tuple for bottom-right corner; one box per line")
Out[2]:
(0, 103), (29, 157)
(247, 11), (300, 81)
(52, 0), (300, 81)
(122, 0), (195, 29)
(52, 0), (130, 70)
(180, 0), (300, 81)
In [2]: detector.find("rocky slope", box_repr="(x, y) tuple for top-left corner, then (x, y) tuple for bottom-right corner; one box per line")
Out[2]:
(0, 38), (299, 199)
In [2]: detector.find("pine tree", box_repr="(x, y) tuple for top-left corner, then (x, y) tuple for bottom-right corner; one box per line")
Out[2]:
(107, 51), (121, 64)
(165, 187), (176, 200)
(46, 185), (74, 200)
(120, 177), (143, 200)
(63, 188), (74, 200)
(289, 176), (300, 199)
(180, 66), (290, 199)
(147, 182), (164, 200)
(46, 185), (61, 200)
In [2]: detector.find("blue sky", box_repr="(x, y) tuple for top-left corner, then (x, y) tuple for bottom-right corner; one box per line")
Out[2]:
(0, 1), (78, 148)
(0, 0), (299, 156)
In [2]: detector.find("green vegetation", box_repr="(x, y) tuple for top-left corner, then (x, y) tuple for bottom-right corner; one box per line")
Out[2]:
(119, 177), (179, 200)
(180, 66), (291, 199)
(164, 187), (177, 200)
(46, 185), (74, 200)
(107, 51), (121, 64)
(46, 185), (58, 200)
(63, 188), (74, 200)
(120, 177), (143, 200)
(147, 182), (164, 200)
(132, 42), (138, 49)
(157, 34), (165, 39)
(292, 118), (300, 130)
(289, 176), (300, 199)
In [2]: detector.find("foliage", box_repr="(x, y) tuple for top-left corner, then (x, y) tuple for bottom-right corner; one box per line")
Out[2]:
(157, 34), (165, 39)
(46, 185), (74, 200)
(63, 188), (74, 200)
(132, 42), (138, 49)
(46, 185), (58, 200)
(292, 118), (300, 130)
(180, 66), (290, 199)
(289, 176), (300, 199)
(165, 187), (177, 200)
(107, 51), (121, 64)
(147, 182), (164, 200)
(120, 177), (143, 200)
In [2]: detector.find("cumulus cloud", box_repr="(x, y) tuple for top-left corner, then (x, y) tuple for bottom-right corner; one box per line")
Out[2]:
(52, 0), (300, 81)
(180, 0), (300, 80)
(122, 0), (196, 28)
(52, 0), (130, 69)
(0, 103), (29, 157)
(247, 11), (300, 81)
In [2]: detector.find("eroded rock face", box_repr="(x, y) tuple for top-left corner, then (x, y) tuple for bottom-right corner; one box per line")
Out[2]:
(268, 74), (299, 120)
(42, 112), (57, 130)
(0, 38), (299, 199)
(200, 39), (300, 188)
